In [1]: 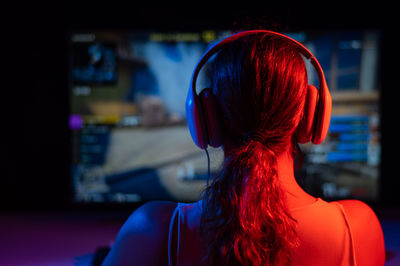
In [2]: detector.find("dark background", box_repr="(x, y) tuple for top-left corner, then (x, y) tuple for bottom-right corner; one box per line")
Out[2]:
(2, 2), (399, 211)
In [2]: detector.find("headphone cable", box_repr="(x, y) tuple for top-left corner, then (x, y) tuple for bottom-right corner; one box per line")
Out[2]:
(205, 148), (210, 187)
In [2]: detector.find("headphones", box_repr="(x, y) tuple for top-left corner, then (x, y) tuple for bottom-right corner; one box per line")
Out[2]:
(185, 30), (332, 149)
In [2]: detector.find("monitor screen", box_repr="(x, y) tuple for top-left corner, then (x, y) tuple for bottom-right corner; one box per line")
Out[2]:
(69, 29), (381, 204)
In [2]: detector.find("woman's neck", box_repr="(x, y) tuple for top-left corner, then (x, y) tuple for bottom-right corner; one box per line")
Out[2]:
(275, 149), (316, 209)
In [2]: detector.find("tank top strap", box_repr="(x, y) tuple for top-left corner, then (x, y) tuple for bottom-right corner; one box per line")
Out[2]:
(168, 203), (181, 266)
(332, 202), (357, 266)
(168, 201), (204, 266)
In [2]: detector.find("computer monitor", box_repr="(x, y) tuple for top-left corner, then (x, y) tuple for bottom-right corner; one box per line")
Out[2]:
(68, 29), (381, 204)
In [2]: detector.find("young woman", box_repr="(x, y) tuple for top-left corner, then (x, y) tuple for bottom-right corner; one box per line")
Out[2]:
(102, 31), (385, 266)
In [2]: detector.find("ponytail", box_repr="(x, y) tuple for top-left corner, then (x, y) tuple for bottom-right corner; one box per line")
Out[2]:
(201, 138), (298, 266)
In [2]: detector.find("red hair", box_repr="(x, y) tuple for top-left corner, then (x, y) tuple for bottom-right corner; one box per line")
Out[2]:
(200, 33), (308, 265)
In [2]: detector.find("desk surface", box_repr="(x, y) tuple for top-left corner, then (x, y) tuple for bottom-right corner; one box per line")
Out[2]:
(0, 211), (129, 265)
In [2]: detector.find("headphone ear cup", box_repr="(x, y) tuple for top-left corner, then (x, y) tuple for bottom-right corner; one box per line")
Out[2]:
(312, 81), (332, 144)
(185, 87), (209, 149)
(297, 85), (319, 144)
(199, 88), (223, 148)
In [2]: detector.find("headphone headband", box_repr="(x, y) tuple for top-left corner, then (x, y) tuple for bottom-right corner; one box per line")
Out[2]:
(190, 30), (327, 98)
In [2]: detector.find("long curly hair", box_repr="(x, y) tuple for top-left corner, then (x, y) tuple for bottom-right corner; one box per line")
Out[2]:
(200, 33), (308, 265)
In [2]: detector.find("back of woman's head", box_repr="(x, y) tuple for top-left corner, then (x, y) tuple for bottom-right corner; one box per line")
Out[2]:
(201, 33), (308, 265)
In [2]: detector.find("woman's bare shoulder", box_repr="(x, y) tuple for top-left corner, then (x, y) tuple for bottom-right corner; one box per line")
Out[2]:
(125, 201), (178, 230)
(102, 201), (177, 266)
(336, 199), (382, 232)
(337, 199), (385, 266)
